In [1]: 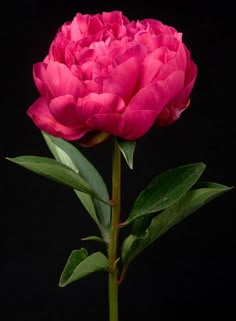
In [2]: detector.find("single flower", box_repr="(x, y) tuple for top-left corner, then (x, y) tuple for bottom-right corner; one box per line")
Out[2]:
(27, 11), (197, 146)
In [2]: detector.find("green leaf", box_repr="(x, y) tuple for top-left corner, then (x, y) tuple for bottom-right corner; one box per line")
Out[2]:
(42, 132), (111, 237)
(131, 214), (156, 237)
(123, 163), (206, 225)
(42, 131), (82, 173)
(7, 156), (106, 203)
(122, 182), (232, 267)
(59, 249), (109, 287)
(73, 191), (98, 226)
(81, 235), (105, 243)
(116, 137), (136, 169)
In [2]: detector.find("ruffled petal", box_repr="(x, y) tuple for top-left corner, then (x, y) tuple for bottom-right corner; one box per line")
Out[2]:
(102, 11), (124, 25)
(70, 13), (90, 41)
(113, 44), (147, 67)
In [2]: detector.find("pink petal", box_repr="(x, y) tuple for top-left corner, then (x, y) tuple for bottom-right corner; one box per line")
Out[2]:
(185, 55), (198, 87)
(102, 11), (123, 25)
(158, 44), (187, 80)
(175, 43), (188, 71)
(84, 80), (102, 93)
(122, 110), (157, 140)
(154, 34), (180, 51)
(86, 72), (185, 140)
(76, 13), (90, 34)
(27, 97), (88, 141)
(86, 110), (157, 140)
(142, 19), (174, 35)
(86, 113), (124, 137)
(46, 61), (88, 98)
(127, 70), (185, 113)
(170, 59), (197, 112)
(80, 61), (96, 80)
(156, 68), (195, 127)
(49, 95), (80, 127)
(113, 44), (147, 67)
(88, 15), (103, 34)
(140, 54), (164, 87)
(33, 63), (51, 100)
(76, 92), (126, 123)
(70, 13), (89, 41)
(103, 57), (140, 104)
(125, 80), (168, 113)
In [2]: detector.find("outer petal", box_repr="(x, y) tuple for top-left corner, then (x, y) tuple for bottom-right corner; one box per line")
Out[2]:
(176, 59), (197, 109)
(46, 61), (88, 98)
(27, 97), (89, 140)
(49, 95), (80, 127)
(103, 57), (140, 104)
(158, 43), (187, 80)
(86, 110), (157, 140)
(185, 53), (198, 87)
(126, 71), (184, 113)
(33, 62), (51, 100)
(86, 113), (124, 137)
(76, 92), (126, 123)
(122, 110), (158, 140)
(140, 54), (164, 88)
(156, 66), (196, 126)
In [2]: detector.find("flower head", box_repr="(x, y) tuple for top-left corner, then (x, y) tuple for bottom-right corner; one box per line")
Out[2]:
(27, 11), (197, 145)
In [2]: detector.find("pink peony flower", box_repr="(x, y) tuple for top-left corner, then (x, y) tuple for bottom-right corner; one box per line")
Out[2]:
(27, 11), (197, 146)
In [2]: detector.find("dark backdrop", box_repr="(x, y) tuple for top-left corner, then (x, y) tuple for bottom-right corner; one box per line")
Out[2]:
(1, 0), (235, 320)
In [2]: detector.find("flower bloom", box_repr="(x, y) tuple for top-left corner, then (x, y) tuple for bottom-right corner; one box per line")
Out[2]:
(27, 11), (197, 145)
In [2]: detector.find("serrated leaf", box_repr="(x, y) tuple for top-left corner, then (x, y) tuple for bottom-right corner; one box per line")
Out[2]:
(123, 163), (206, 225)
(6, 156), (106, 203)
(122, 182), (232, 267)
(59, 249), (109, 287)
(42, 132), (111, 237)
(116, 137), (136, 169)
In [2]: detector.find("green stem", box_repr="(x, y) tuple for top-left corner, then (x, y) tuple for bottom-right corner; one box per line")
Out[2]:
(108, 138), (121, 321)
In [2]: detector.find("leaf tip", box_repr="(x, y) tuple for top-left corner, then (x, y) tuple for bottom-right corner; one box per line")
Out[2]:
(58, 281), (65, 288)
(225, 185), (234, 192)
(5, 157), (17, 163)
(129, 162), (134, 170)
(199, 162), (206, 170)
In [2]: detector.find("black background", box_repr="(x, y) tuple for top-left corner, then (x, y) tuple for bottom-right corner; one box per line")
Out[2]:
(1, 0), (235, 320)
